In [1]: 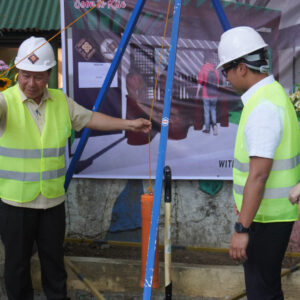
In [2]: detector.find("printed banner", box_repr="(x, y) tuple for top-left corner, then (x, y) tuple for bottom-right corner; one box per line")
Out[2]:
(61, 0), (298, 179)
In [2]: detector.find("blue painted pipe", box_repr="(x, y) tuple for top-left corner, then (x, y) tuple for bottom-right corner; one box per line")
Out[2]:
(64, 0), (147, 191)
(142, 1), (182, 299)
(211, 0), (231, 31)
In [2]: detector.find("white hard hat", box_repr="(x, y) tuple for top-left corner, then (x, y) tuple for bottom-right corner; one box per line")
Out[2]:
(15, 36), (56, 72)
(217, 26), (268, 69)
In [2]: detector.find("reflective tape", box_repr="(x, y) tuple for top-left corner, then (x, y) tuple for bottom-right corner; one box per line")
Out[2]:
(0, 167), (65, 182)
(0, 146), (65, 158)
(43, 147), (65, 157)
(42, 168), (66, 180)
(233, 183), (292, 199)
(0, 147), (41, 158)
(0, 170), (40, 181)
(234, 153), (300, 172)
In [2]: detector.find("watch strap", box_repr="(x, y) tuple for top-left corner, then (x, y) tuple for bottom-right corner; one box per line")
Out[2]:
(234, 222), (250, 233)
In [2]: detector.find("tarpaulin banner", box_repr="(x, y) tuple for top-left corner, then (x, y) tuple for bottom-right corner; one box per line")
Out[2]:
(61, 0), (297, 179)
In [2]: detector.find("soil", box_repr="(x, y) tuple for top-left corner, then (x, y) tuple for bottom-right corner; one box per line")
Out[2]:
(64, 240), (300, 268)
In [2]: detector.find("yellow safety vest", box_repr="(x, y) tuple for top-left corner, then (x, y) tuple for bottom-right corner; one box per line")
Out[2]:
(233, 81), (300, 222)
(0, 85), (71, 203)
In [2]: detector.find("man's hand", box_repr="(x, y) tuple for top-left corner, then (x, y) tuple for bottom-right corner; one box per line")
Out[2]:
(229, 232), (249, 263)
(86, 112), (152, 133)
(289, 183), (300, 205)
(130, 118), (152, 133)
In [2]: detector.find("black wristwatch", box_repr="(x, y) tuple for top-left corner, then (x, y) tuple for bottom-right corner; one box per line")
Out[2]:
(234, 222), (250, 233)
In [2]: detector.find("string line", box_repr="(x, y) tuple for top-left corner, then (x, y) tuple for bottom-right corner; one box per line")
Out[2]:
(147, 0), (172, 194)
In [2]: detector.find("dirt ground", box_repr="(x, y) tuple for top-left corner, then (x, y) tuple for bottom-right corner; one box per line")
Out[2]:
(64, 240), (300, 268)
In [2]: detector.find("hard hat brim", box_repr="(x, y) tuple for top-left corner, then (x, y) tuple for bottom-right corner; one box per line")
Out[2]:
(216, 44), (268, 70)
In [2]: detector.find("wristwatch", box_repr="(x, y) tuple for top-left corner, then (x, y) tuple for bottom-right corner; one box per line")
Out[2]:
(234, 222), (250, 233)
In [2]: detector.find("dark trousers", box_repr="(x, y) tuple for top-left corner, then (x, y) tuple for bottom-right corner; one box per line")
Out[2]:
(0, 201), (68, 300)
(244, 221), (294, 300)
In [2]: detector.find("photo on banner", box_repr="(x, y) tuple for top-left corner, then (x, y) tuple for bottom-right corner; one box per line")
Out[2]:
(61, 0), (298, 179)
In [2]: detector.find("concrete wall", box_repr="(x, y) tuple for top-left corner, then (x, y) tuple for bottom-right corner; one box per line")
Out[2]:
(66, 178), (300, 250)
(0, 179), (235, 295)
(66, 179), (236, 248)
(0, 178), (299, 269)
(0, 178), (300, 297)
(0, 178), (236, 297)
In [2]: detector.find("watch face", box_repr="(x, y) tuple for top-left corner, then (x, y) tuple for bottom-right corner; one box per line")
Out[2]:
(235, 222), (242, 232)
(235, 222), (249, 233)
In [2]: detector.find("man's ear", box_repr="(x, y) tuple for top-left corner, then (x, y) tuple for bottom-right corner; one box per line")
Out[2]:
(238, 63), (248, 76)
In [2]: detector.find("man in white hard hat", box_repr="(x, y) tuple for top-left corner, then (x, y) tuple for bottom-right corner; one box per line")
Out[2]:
(0, 36), (151, 300)
(218, 26), (300, 299)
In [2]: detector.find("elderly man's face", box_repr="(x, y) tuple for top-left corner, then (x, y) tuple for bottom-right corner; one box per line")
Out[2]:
(18, 70), (50, 104)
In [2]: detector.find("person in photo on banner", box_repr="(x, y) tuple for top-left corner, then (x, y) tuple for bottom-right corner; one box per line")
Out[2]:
(217, 26), (300, 300)
(196, 54), (220, 135)
(0, 36), (151, 300)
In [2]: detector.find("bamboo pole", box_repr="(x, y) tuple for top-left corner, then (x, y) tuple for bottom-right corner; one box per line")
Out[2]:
(64, 257), (106, 300)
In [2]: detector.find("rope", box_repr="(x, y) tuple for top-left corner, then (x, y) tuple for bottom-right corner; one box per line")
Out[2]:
(147, 0), (172, 194)
(0, 0), (105, 78)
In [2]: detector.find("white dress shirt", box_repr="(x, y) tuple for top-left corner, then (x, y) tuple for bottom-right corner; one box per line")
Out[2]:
(241, 75), (284, 159)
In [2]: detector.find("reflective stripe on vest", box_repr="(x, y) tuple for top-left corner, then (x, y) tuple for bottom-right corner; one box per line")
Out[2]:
(233, 183), (292, 199)
(0, 167), (66, 181)
(234, 153), (300, 172)
(0, 85), (71, 202)
(233, 81), (300, 222)
(0, 146), (65, 158)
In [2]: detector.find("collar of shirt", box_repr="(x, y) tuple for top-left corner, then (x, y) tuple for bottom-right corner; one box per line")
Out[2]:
(17, 83), (53, 103)
(241, 75), (275, 106)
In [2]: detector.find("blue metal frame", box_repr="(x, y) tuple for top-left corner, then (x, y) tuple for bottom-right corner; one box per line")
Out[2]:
(64, 0), (147, 191)
(211, 0), (231, 31)
(142, 1), (182, 299)
(142, 1), (231, 297)
(64, 0), (231, 296)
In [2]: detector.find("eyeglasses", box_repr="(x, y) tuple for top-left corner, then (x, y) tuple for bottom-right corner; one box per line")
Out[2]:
(221, 61), (240, 77)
